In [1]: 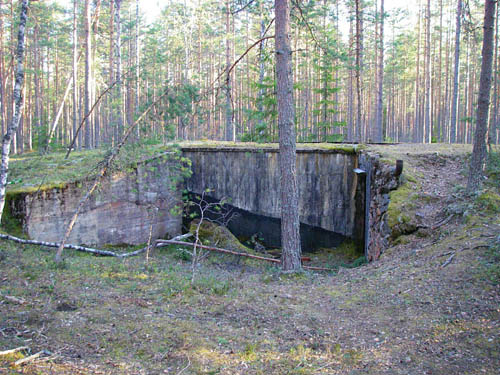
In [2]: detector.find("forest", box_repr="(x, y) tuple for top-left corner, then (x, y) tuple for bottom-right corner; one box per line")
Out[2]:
(0, 0), (499, 374)
(0, 0), (498, 150)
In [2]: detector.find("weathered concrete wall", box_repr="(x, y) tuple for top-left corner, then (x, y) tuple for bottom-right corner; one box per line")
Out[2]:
(8, 158), (182, 246)
(183, 147), (361, 239)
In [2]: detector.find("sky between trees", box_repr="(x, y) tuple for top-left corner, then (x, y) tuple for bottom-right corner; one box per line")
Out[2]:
(0, 0), (497, 152)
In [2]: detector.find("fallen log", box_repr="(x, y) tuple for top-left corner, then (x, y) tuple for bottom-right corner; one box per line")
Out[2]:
(0, 233), (333, 271)
(156, 239), (335, 272)
(0, 346), (28, 356)
(0, 233), (192, 258)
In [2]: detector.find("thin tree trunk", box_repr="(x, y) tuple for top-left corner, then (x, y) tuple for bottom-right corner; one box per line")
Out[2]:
(275, 0), (301, 272)
(450, 0), (462, 143)
(84, 0), (92, 148)
(355, 0), (364, 142)
(424, 0), (431, 143)
(488, 2), (498, 146)
(0, 0), (28, 223)
(225, 0), (234, 141)
(467, 0), (496, 191)
(114, 0), (123, 142)
(375, 0), (384, 142)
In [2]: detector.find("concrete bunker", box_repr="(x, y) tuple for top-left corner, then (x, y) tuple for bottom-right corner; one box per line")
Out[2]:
(182, 145), (402, 261)
(5, 144), (401, 261)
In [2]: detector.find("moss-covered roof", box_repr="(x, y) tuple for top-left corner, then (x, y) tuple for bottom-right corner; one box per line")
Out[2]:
(6, 143), (178, 194)
(179, 141), (363, 154)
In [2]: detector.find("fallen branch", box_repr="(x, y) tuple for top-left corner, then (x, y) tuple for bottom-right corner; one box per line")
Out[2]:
(0, 233), (119, 256)
(0, 346), (28, 356)
(441, 253), (455, 268)
(2, 295), (26, 305)
(55, 87), (172, 263)
(0, 233), (192, 258)
(432, 214), (454, 230)
(156, 239), (334, 272)
(14, 350), (51, 366)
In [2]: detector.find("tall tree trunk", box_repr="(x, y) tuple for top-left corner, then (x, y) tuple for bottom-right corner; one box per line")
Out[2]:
(135, 0), (140, 124)
(257, 12), (266, 137)
(0, 0), (5, 137)
(414, 4), (422, 142)
(374, 0), (384, 142)
(275, 0), (301, 272)
(225, 0), (234, 141)
(114, 0), (123, 142)
(84, 0), (91, 148)
(450, 0), (462, 143)
(355, 0), (364, 142)
(424, 0), (431, 143)
(467, 0), (496, 191)
(108, 0), (114, 145)
(488, 2), (498, 146)
(0, 0), (28, 223)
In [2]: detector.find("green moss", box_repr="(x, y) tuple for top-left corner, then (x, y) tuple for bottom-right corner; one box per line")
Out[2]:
(476, 190), (500, 213)
(190, 220), (253, 254)
(178, 141), (362, 154)
(1, 193), (25, 238)
(387, 183), (418, 239)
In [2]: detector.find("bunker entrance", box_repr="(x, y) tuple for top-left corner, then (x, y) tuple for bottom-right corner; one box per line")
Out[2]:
(183, 193), (363, 262)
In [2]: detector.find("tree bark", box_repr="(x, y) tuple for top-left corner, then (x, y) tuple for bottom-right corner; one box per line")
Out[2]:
(355, 0), (364, 142)
(275, 0), (301, 272)
(114, 0), (123, 143)
(374, 0), (384, 143)
(488, 2), (498, 146)
(0, 0), (28, 224)
(450, 0), (462, 144)
(424, 0), (431, 143)
(225, 0), (234, 141)
(467, 0), (496, 191)
(84, 0), (92, 148)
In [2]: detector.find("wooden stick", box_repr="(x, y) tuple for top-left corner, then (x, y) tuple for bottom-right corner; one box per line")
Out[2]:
(157, 239), (281, 263)
(432, 214), (454, 230)
(14, 350), (51, 366)
(0, 346), (28, 356)
(441, 253), (455, 268)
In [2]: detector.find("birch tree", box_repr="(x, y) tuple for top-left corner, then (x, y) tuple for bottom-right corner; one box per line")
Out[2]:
(0, 0), (29, 223)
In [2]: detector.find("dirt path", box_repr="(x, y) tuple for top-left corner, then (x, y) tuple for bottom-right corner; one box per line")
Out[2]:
(0, 144), (499, 374)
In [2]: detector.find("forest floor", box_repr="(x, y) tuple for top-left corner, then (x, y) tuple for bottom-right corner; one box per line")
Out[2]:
(0, 143), (499, 374)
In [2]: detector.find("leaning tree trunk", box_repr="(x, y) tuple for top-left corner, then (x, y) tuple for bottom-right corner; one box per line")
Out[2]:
(275, 0), (302, 272)
(467, 0), (496, 192)
(0, 0), (28, 224)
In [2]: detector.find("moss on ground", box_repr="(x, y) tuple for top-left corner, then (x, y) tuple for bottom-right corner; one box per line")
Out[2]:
(6, 143), (181, 195)
(475, 190), (500, 213)
(387, 182), (419, 239)
(189, 219), (254, 255)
